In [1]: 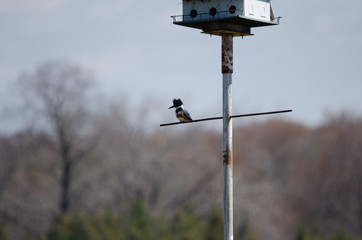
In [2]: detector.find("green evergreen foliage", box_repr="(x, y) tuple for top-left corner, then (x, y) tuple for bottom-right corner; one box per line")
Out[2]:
(67, 213), (98, 240)
(295, 226), (323, 240)
(47, 215), (71, 240)
(124, 200), (154, 240)
(331, 230), (362, 240)
(48, 212), (125, 240)
(237, 221), (259, 240)
(171, 208), (206, 240)
(295, 226), (362, 240)
(148, 215), (174, 240)
(93, 211), (124, 240)
(205, 207), (223, 240)
(45, 204), (362, 240)
(0, 223), (12, 240)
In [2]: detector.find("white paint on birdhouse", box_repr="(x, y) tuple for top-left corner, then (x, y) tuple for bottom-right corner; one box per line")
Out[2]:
(182, 0), (274, 22)
(244, 0), (272, 21)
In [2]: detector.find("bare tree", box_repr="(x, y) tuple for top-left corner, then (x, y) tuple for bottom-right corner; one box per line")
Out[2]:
(17, 60), (98, 215)
(286, 113), (362, 236)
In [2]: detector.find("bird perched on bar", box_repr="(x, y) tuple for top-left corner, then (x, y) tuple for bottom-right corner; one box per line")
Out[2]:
(169, 98), (192, 122)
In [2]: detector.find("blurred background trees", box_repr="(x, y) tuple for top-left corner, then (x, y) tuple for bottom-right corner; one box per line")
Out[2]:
(0, 61), (362, 240)
(17, 60), (99, 215)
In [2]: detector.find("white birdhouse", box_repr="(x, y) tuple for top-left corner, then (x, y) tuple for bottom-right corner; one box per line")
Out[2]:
(172, 0), (280, 36)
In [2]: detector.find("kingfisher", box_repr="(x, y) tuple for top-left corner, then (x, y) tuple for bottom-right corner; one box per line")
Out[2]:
(169, 98), (192, 122)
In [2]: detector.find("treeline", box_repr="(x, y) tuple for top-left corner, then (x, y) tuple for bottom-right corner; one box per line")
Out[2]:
(2, 203), (360, 240)
(46, 202), (255, 240)
(0, 201), (258, 240)
(1, 202), (361, 240)
(0, 61), (362, 240)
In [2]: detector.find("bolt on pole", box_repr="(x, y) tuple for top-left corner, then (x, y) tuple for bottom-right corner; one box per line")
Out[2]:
(222, 33), (233, 240)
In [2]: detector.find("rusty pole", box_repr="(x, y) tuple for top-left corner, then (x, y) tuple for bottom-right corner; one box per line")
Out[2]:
(222, 33), (233, 240)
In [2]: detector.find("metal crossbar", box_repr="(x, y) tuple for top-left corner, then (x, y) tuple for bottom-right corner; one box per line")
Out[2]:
(160, 109), (292, 127)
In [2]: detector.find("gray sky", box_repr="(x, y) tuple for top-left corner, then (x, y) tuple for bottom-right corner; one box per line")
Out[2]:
(1, 0), (361, 127)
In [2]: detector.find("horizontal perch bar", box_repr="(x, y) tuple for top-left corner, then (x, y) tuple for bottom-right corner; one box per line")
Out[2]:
(160, 109), (292, 127)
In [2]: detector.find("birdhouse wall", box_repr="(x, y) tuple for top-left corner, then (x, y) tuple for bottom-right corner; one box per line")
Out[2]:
(182, 0), (242, 17)
(244, 0), (271, 21)
(182, 0), (272, 22)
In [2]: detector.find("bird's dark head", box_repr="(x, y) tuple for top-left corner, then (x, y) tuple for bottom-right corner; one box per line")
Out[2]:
(168, 98), (183, 109)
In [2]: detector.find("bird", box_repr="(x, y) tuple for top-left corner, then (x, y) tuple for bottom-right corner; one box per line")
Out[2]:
(168, 98), (192, 122)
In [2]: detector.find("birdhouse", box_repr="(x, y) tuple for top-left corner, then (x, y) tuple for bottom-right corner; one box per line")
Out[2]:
(171, 0), (280, 36)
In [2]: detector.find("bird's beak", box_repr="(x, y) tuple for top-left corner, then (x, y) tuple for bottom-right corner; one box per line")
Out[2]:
(168, 105), (174, 109)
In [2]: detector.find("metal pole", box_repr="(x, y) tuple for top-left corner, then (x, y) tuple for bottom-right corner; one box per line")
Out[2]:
(222, 33), (233, 240)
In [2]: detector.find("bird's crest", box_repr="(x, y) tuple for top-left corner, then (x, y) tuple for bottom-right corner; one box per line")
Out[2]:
(172, 98), (183, 107)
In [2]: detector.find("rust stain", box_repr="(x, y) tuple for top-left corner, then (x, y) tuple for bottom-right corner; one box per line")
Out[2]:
(223, 149), (233, 166)
(222, 34), (233, 73)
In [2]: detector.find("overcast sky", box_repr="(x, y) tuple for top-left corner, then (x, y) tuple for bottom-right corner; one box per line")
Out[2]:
(1, 0), (361, 127)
